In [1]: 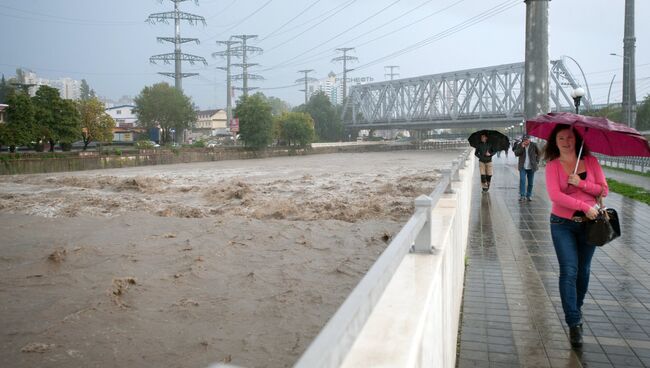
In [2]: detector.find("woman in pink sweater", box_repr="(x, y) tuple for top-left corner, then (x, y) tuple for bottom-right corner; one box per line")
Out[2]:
(544, 124), (608, 349)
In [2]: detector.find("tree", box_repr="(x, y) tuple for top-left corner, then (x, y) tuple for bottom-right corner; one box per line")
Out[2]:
(256, 93), (291, 116)
(295, 91), (342, 142)
(134, 83), (196, 144)
(635, 94), (650, 131)
(276, 112), (315, 147)
(0, 74), (14, 104)
(32, 86), (81, 151)
(77, 97), (115, 150)
(79, 79), (96, 101)
(234, 93), (273, 149)
(0, 91), (36, 152)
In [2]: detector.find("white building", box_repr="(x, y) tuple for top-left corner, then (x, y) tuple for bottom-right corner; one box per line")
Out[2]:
(187, 109), (229, 142)
(0, 104), (8, 124)
(307, 71), (375, 105)
(22, 71), (82, 100)
(105, 105), (138, 129)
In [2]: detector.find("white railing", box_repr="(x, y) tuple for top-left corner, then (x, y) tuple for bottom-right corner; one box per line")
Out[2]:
(211, 147), (475, 368)
(295, 148), (474, 368)
(594, 153), (650, 173)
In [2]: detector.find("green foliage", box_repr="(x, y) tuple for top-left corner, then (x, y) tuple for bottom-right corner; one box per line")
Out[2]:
(77, 97), (115, 150)
(32, 86), (81, 151)
(607, 178), (650, 205)
(295, 91), (342, 142)
(235, 93), (274, 149)
(275, 112), (315, 147)
(134, 83), (197, 145)
(0, 91), (36, 151)
(586, 105), (623, 123)
(636, 94), (650, 131)
(80, 79), (92, 101)
(257, 93), (291, 116)
(135, 139), (155, 149)
(0, 74), (14, 104)
(190, 140), (206, 148)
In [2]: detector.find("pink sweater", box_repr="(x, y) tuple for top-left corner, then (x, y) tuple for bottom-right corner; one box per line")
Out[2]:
(545, 155), (609, 219)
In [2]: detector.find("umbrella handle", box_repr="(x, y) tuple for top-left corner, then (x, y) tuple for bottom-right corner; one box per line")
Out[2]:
(573, 127), (588, 175)
(574, 141), (583, 174)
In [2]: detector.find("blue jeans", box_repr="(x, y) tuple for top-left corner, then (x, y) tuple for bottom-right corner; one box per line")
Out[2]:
(519, 169), (535, 198)
(550, 214), (597, 327)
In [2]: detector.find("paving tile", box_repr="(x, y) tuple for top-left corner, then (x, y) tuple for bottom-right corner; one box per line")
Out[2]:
(458, 162), (650, 368)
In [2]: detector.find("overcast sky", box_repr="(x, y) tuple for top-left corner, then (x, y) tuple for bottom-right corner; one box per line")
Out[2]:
(1, 0), (648, 110)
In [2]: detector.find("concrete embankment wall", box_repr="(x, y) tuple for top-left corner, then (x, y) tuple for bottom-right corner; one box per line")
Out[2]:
(0, 142), (465, 175)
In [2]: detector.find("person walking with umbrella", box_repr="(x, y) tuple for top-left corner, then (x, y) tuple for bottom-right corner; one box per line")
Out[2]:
(514, 135), (540, 202)
(474, 133), (495, 193)
(468, 130), (509, 193)
(528, 112), (650, 350)
(542, 124), (605, 348)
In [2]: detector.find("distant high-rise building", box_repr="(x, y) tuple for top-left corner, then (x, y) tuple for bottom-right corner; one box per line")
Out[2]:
(307, 71), (374, 105)
(21, 71), (81, 100)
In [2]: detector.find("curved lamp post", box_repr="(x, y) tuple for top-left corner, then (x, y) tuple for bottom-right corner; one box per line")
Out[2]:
(571, 87), (585, 114)
(610, 52), (632, 126)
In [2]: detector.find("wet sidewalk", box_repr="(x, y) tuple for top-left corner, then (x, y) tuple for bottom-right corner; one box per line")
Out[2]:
(457, 154), (650, 368)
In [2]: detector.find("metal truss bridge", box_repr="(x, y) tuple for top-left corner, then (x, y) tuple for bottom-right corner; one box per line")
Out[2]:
(344, 59), (591, 130)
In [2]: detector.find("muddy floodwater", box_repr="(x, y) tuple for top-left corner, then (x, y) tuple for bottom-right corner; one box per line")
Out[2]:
(0, 149), (464, 368)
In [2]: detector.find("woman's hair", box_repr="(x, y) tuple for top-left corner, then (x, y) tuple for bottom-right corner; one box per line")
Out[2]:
(542, 124), (590, 161)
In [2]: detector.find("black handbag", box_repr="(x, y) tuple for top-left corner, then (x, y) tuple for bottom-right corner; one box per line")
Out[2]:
(586, 194), (621, 246)
(586, 208), (620, 246)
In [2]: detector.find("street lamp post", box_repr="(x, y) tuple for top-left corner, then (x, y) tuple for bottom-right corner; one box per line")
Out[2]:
(610, 52), (632, 127)
(519, 122), (524, 136)
(571, 87), (585, 114)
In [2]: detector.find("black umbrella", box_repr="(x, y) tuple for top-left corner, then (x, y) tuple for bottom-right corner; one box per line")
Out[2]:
(467, 130), (510, 152)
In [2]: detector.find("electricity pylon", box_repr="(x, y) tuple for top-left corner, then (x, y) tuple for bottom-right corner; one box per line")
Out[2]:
(213, 40), (241, 133)
(231, 35), (263, 97)
(147, 0), (207, 91)
(332, 48), (357, 102)
(384, 65), (400, 80)
(296, 69), (317, 104)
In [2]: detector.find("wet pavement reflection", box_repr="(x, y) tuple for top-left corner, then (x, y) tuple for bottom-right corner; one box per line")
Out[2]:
(458, 155), (650, 368)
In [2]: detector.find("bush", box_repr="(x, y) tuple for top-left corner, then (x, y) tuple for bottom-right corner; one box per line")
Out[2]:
(135, 140), (154, 149)
(60, 142), (72, 151)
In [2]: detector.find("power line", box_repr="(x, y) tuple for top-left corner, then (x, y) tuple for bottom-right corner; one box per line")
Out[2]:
(352, 0), (521, 73)
(0, 4), (143, 25)
(263, 0), (359, 54)
(259, 0), (323, 42)
(260, 0), (357, 43)
(261, 0), (401, 72)
(258, 0), (466, 73)
(202, 0), (274, 43)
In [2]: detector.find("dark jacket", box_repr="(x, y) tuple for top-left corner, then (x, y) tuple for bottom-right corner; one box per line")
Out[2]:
(514, 141), (540, 171)
(474, 142), (494, 163)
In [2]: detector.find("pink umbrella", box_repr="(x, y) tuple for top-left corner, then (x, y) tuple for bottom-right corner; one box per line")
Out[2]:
(526, 112), (650, 157)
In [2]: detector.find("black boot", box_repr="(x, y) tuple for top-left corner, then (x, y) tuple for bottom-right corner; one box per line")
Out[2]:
(569, 324), (583, 349)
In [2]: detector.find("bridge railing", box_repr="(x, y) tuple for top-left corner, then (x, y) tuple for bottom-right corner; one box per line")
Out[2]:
(293, 147), (474, 368)
(211, 145), (475, 368)
(593, 153), (650, 174)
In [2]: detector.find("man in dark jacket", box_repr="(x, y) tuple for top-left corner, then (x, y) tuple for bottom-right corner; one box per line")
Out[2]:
(514, 135), (540, 201)
(474, 133), (494, 192)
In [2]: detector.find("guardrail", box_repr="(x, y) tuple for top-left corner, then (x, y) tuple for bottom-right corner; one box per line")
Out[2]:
(211, 146), (474, 368)
(594, 153), (650, 173)
(295, 150), (471, 368)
